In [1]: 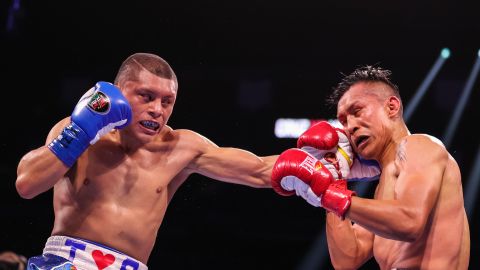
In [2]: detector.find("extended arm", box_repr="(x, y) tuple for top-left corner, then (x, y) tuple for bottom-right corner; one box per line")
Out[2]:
(187, 132), (276, 188)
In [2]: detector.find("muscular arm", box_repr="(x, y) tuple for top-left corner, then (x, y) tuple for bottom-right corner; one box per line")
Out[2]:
(326, 212), (374, 269)
(346, 135), (447, 241)
(16, 117), (71, 199)
(187, 132), (277, 188)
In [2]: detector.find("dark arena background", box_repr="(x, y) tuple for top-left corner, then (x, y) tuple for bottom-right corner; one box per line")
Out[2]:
(1, 1), (479, 269)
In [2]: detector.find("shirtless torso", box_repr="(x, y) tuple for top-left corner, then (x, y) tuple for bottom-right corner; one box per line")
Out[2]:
(48, 122), (274, 264)
(327, 135), (470, 270)
(51, 125), (198, 262)
(372, 135), (470, 269)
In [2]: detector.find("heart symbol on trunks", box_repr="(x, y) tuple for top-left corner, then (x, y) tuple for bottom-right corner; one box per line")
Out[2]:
(91, 250), (115, 270)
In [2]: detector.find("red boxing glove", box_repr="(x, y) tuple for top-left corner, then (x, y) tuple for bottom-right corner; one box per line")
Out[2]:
(297, 121), (352, 180)
(321, 180), (356, 219)
(297, 121), (339, 153)
(271, 148), (335, 197)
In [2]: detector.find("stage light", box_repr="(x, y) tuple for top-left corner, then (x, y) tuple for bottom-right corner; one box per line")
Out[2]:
(274, 118), (331, 138)
(441, 48), (451, 59)
(7, 0), (21, 32)
(442, 52), (480, 147)
(465, 144), (480, 219)
(404, 48), (450, 122)
(274, 118), (311, 138)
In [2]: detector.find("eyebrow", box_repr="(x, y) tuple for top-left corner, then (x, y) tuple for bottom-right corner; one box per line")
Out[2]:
(137, 87), (175, 96)
(340, 100), (357, 111)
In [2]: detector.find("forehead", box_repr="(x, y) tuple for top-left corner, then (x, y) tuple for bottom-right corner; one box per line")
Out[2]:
(337, 82), (385, 112)
(124, 69), (177, 95)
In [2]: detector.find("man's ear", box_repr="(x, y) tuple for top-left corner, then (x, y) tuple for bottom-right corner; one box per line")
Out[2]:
(386, 96), (401, 118)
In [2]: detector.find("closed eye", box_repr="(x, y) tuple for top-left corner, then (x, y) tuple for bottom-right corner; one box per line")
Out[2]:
(139, 93), (153, 102)
(162, 97), (174, 106)
(349, 106), (361, 116)
(162, 98), (171, 104)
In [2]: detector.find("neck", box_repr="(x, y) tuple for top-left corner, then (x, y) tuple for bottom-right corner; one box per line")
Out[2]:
(377, 120), (410, 168)
(113, 127), (170, 154)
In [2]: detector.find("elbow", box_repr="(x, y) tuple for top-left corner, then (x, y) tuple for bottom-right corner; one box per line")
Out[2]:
(399, 224), (423, 242)
(16, 176), (36, 199)
(395, 209), (425, 242)
(329, 247), (366, 270)
(330, 255), (365, 270)
(331, 260), (359, 270)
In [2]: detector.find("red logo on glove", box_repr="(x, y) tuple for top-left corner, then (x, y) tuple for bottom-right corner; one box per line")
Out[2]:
(88, 91), (110, 114)
(300, 155), (321, 174)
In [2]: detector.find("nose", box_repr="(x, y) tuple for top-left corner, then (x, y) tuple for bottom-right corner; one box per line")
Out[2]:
(148, 100), (163, 118)
(345, 116), (359, 135)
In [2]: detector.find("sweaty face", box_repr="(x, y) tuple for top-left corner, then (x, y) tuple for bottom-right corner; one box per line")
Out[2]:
(336, 82), (391, 160)
(119, 70), (177, 142)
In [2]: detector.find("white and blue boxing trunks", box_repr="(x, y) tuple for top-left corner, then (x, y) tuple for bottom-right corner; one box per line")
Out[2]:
(27, 235), (148, 270)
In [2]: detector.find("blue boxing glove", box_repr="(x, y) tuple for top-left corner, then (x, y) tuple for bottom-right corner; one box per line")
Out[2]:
(48, 81), (132, 167)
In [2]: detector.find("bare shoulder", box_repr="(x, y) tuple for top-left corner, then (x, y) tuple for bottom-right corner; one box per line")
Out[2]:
(172, 128), (218, 151)
(402, 134), (446, 150)
(408, 133), (444, 145)
(397, 134), (449, 163)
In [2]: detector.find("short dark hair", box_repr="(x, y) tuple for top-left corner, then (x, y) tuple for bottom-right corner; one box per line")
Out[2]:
(327, 65), (400, 107)
(114, 52), (178, 90)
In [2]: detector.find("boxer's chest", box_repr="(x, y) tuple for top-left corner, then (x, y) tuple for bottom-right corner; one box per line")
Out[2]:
(76, 142), (190, 198)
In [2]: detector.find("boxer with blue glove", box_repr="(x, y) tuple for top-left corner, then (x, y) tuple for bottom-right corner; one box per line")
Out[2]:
(16, 53), (278, 270)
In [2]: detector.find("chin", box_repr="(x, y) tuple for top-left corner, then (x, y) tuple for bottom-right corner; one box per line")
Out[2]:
(355, 146), (372, 160)
(132, 133), (156, 145)
(128, 126), (158, 142)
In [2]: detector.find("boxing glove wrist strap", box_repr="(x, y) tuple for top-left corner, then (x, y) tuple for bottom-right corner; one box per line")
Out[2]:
(48, 122), (90, 167)
(337, 146), (353, 167)
(321, 183), (356, 220)
(273, 178), (296, 196)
